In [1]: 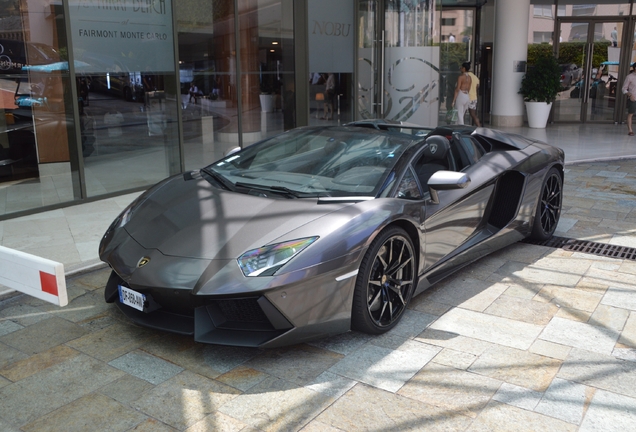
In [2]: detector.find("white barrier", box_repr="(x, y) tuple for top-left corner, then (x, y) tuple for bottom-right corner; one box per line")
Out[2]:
(0, 246), (67, 307)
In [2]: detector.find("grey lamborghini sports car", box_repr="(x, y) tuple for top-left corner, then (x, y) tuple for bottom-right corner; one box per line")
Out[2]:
(100, 121), (564, 348)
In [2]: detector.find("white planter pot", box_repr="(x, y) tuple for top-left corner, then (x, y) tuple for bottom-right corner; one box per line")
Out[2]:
(259, 94), (274, 112)
(525, 101), (552, 129)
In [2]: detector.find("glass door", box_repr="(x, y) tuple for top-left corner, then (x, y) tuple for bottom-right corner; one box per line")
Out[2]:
(437, 7), (477, 126)
(356, 0), (384, 119)
(356, 1), (437, 123)
(554, 20), (625, 123)
(308, 0), (355, 125)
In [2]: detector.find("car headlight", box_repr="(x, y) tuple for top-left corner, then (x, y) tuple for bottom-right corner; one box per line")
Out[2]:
(238, 237), (318, 277)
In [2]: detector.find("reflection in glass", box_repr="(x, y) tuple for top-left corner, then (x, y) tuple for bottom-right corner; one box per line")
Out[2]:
(77, 70), (180, 197)
(177, 0), (237, 170)
(176, 0), (296, 169)
(556, 3), (630, 18)
(309, 0), (354, 126)
(553, 20), (624, 123)
(357, 0), (377, 119)
(209, 126), (416, 197)
(0, 2), (80, 217)
(553, 22), (589, 122)
(358, 1), (436, 125)
(238, 0), (295, 145)
(68, 1), (181, 197)
(437, 6), (474, 126)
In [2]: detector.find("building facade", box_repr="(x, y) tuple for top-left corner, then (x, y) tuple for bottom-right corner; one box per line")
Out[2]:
(0, 0), (634, 219)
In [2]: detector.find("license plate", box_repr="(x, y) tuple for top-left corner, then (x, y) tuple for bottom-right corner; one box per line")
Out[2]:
(118, 285), (146, 311)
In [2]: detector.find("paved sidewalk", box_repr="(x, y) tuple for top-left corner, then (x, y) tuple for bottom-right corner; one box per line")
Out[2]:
(0, 160), (635, 431)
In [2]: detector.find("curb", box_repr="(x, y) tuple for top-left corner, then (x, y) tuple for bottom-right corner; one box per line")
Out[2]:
(565, 155), (636, 165)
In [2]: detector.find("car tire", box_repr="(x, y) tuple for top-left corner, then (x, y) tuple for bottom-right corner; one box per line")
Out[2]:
(351, 226), (416, 334)
(530, 167), (562, 241)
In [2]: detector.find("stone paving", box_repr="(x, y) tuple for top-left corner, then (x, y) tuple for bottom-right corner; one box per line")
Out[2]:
(0, 159), (635, 431)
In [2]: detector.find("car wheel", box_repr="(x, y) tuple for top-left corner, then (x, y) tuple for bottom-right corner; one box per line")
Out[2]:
(351, 227), (416, 334)
(530, 167), (562, 241)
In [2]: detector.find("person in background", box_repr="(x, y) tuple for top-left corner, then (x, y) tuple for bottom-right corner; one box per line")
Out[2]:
(309, 72), (323, 85)
(452, 63), (471, 125)
(464, 62), (481, 127)
(621, 62), (636, 136)
(211, 76), (220, 99)
(188, 82), (199, 103)
(323, 73), (335, 120)
(591, 65), (606, 116)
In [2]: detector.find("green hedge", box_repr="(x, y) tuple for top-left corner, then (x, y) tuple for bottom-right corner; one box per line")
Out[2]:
(438, 42), (471, 71)
(527, 42), (612, 68)
(434, 42), (612, 71)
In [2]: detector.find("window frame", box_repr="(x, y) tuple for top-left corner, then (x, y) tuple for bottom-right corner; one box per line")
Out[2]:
(449, 134), (485, 172)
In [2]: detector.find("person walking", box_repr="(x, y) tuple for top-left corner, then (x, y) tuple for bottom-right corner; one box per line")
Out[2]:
(621, 63), (636, 136)
(188, 82), (199, 103)
(452, 63), (471, 125)
(464, 62), (481, 127)
(322, 73), (335, 120)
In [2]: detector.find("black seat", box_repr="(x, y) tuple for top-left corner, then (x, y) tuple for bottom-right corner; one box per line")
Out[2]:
(414, 135), (451, 189)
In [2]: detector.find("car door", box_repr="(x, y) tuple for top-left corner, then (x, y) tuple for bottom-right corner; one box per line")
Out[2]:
(419, 134), (496, 271)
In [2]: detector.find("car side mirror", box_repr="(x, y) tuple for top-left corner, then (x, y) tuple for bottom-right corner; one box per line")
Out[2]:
(428, 170), (471, 204)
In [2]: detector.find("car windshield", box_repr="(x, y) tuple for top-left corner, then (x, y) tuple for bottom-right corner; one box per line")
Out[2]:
(206, 126), (418, 198)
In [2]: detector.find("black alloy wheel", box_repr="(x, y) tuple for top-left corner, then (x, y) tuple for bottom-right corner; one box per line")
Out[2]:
(352, 227), (416, 334)
(530, 167), (562, 241)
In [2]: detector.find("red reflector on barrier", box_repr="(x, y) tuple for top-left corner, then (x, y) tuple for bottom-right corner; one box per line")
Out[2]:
(40, 271), (58, 296)
(0, 245), (67, 306)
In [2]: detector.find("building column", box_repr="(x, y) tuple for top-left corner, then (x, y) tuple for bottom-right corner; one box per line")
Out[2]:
(491, 0), (530, 128)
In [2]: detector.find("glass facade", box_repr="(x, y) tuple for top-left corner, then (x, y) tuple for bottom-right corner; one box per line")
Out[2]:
(356, 1), (437, 124)
(0, 0), (298, 219)
(70, 0), (182, 197)
(176, 0), (295, 170)
(308, 0), (355, 126)
(1, 0), (634, 219)
(528, 1), (635, 124)
(437, 7), (476, 126)
(177, 0), (239, 169)
(557, 3), (630, 18)
(0, 0), (78, 214)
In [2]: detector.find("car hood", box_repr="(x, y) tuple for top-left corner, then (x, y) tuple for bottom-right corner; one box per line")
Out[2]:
(123, 175), (351, 260)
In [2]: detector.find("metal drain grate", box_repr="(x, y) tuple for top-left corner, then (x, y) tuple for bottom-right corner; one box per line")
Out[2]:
(525, 236), (572, 249)
(523, 236), (636, 261)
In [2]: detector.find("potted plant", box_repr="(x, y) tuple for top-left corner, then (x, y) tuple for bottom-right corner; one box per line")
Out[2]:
(259, 79), (275, 113)
(519, 53), (562, 128)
